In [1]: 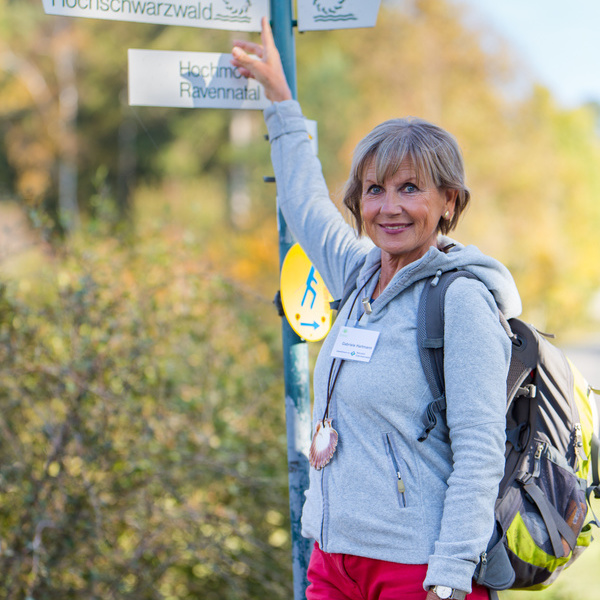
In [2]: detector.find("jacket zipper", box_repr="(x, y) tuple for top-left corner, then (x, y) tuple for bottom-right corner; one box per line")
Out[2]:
(385, 433), (407, 507)
(320, 456), (327, 548)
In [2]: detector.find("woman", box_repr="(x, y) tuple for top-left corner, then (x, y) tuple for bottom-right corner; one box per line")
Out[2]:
(232, 18), (522, 600)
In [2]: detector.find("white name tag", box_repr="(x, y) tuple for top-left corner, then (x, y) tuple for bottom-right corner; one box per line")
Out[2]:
(330, 325), (380, 362)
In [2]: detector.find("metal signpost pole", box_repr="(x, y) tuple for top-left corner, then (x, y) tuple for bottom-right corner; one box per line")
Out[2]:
(270, 2), (312, 599)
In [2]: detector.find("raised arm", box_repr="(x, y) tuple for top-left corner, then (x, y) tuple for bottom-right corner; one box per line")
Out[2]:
(231, 17), (293, 102)
(232, 17), (372, 297)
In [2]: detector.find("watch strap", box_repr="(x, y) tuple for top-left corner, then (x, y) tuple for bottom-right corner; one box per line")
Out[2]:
(430, 586), (467, 600)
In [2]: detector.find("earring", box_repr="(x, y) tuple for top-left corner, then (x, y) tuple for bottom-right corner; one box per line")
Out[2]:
(443, 210), (451, 220)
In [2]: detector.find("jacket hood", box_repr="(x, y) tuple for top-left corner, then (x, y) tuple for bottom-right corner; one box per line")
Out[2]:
(357, 236), (522, 319)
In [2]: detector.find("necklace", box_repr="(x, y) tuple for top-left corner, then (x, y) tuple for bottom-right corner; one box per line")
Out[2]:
(308, 360), (342, 470)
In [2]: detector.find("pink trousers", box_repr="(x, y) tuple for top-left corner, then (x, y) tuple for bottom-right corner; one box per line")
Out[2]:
(306, 542), (490, 600)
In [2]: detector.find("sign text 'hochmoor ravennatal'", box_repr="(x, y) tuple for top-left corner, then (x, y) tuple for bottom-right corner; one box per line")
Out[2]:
(128, 49), (270, 110)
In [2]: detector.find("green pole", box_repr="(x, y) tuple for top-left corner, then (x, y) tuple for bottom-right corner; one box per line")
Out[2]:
(270, 2), (312, 598)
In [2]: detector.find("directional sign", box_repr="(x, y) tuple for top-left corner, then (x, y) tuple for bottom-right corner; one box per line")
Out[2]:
(40, 0), (269, 32)
(280, 244), (332, 342)
(297, 0), (381, 32)
(128, 49), (271, 109)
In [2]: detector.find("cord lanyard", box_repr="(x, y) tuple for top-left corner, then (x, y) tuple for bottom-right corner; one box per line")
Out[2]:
(309, 272), (379, 470)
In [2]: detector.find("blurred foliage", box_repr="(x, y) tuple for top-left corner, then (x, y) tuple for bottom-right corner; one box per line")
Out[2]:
(2, 0), (597, 330)
(0, 204), (290, 599)
(1, 0), (600, 597)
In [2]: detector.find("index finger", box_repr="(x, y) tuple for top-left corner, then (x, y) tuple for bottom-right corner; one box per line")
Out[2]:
(260, 16), (277, 53)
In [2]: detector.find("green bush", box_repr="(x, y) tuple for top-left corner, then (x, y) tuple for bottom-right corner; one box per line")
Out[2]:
(0, 229), (292, 599)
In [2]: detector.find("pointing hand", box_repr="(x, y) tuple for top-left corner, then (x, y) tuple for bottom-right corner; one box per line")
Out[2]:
(231, 16), (293, 102)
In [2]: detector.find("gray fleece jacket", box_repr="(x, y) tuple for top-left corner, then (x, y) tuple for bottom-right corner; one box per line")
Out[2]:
(265, 100), (522, 593)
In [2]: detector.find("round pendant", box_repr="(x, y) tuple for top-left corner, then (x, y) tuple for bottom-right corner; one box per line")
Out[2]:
(309, 418), (338, 470)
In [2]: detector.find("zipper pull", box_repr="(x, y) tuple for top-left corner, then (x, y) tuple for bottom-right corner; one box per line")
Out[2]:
(532, 442), (544, 478)
(477, 551), (488, 583)
(574, 423), (587, 461)
(430, 269), (443, 287)
(396, 472), (405, 494)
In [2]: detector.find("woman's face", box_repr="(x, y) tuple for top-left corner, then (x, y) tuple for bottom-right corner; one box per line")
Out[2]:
(361, 158), (456, 270)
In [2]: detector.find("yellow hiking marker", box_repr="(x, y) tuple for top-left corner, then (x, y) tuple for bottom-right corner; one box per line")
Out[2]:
(280, 244), (332, 342)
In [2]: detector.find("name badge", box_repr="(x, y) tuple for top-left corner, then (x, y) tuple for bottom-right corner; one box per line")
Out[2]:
(330, 325), (380, 362)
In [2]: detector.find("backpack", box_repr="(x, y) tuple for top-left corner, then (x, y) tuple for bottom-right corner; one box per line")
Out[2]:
(417, 269), (600, 596)
(332, 263), (600, 595)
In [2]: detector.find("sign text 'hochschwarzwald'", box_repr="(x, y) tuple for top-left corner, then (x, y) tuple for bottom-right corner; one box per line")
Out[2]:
(42, 0), (268, 32)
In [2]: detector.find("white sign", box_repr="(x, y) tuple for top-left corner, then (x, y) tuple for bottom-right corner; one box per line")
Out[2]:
(128, 49), (271, 109)
(297, 0), (381, 32)
(41, 0), (269, 32)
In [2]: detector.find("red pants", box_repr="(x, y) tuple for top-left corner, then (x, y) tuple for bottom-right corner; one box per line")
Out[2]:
(306, 542), (490, 600)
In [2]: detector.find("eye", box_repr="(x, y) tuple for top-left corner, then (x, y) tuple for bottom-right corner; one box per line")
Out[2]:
(402, 183), (419, 193)
(365, 184), (383, 195)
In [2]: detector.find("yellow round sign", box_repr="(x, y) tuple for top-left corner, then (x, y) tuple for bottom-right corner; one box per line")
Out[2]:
(280, 244), (333, 342)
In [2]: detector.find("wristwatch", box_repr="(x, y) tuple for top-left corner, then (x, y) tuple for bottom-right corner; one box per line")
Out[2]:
(429, 585), (467, 600)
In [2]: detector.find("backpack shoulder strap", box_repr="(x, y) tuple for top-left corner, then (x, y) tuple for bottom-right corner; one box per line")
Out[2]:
(417, 269), (479, 441)
(591, 386), (600, 493)
(592, 432), (600, 493)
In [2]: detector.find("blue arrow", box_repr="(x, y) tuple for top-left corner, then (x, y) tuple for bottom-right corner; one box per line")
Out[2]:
(300, 321), (319, 330)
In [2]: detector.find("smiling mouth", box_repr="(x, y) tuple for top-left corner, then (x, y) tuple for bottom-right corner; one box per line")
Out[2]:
(380, 224), (411, 232)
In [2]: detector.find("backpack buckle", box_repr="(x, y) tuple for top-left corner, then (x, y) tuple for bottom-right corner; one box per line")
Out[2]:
(516, 384), (536, 399)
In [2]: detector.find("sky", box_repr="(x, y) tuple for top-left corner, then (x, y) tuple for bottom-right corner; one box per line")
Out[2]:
(451, 0), (600, 108)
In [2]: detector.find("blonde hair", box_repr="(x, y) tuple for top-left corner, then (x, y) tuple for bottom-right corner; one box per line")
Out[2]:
(343, 117), (470, 235)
